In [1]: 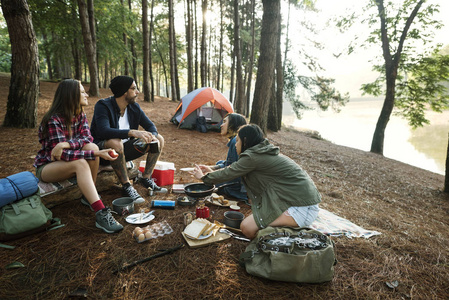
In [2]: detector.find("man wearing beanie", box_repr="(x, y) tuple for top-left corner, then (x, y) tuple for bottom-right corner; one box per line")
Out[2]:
(90, 75), (167, 204)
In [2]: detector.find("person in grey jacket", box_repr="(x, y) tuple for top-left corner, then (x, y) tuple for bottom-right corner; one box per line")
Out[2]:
(191, 124), (321, 239)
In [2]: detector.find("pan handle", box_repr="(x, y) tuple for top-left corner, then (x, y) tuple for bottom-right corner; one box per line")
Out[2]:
(213, 182), (239, 192)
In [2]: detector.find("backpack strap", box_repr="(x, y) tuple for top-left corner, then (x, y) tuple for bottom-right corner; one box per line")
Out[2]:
(5, 178), (23, 201)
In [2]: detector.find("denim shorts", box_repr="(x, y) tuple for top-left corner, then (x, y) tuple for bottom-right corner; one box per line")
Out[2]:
(285, 204), (320, 227)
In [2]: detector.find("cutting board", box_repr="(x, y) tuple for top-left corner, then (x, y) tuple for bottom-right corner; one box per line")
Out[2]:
(182, 231), (231, 248)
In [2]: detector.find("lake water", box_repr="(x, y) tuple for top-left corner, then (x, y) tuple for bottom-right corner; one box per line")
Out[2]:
(282, 98), (449, 175)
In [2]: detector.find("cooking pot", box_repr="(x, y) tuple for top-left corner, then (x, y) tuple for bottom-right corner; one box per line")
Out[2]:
(184, 182), (238, 198)
(112, 197), (134, 216)
(223, 211), (244, 228)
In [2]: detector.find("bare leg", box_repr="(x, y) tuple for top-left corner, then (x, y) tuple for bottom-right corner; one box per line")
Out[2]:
(240, 211), (298, 239)
(41, 160), (99, 204)
(104, 139), (130, 185)
(240, 214), (260, 240)
(82, 143), (99, 183)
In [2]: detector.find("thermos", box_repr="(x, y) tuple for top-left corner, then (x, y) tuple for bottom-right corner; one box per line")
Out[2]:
(151, 200), (175, 210)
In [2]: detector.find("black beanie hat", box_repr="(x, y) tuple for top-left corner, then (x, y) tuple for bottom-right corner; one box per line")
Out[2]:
(109, 76), (134, 98)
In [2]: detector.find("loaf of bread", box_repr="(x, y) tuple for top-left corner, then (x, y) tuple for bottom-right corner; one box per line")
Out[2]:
(184, 218), (211, 239)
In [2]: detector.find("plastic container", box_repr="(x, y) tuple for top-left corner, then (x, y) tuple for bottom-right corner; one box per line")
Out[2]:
(133, 221), (173, 243)
(140, 161), (176, 186)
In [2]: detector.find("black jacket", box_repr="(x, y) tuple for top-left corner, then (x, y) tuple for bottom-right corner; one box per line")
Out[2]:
(90, 96), (158, 143)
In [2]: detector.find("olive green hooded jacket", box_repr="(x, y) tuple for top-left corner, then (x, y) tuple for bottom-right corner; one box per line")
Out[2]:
(202, 139), (321, 228)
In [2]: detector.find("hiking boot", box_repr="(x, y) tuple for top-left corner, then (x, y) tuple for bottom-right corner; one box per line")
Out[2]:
(138, 177), (168, 194)
(95, 208), (123, 234)
(80, 194), (102, 211)
(122, 183), (145, 204)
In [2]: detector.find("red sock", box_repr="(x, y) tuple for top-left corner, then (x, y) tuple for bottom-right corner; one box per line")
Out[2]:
(91, 200), (105, 212)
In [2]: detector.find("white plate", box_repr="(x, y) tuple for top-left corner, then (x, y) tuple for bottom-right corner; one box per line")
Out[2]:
(180, 167), (195, 172)
(185, 230), (213, 240)
(125, 214), (155, 224)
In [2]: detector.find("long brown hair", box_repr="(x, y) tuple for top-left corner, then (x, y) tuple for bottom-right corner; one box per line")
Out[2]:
(40, 79), (82, 139)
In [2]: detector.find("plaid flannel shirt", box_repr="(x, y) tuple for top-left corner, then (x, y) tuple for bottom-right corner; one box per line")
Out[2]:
(34, 112), (95, 168)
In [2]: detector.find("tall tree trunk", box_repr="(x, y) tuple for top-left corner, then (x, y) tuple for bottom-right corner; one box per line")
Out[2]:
(268, 8), (283, 132)
(229, 51), (235, 104)
(1, 0), (39, 128)
(370, 0), (424, 154)
(121, 0), (129, 75)
(194, 0), (198, 90)
(77, 0), (99, 96)
(103, 57), (109, 88)
(200, 0), (207, 87)
(142, 0), (150, 102)
(216, 0), (224, 91)
(186, 0), (194, 93)
(149, 0), (155, 101)
(233, 0), (245, 115)
(71, 3), (81, 80)
(43, 33), (53, 80)
(129, 0), (138, 85)
(245, 0), (255, 118)
(445, 133), (449, 193)
(250, 0), (279, 132)
(168, 0), (178, 101)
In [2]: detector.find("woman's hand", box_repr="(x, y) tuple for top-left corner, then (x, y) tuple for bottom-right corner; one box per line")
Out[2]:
(51, 142), (70, 161)
(199, 165), (214, 173)
(190, 164), (205, 180)
(95, 148), (119, 161)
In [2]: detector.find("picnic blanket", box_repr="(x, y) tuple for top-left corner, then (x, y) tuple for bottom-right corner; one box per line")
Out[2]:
(310, 208), (381, 239)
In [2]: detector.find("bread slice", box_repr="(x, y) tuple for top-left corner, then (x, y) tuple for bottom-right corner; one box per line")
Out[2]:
(184, 219), (210, 239)
(203, 223), (216, 235)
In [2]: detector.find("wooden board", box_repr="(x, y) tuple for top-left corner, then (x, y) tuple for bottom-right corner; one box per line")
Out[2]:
(182, 231), (231, 248)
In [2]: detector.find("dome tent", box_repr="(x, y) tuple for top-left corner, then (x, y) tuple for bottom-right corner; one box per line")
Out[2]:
(170, 87), (234, 131)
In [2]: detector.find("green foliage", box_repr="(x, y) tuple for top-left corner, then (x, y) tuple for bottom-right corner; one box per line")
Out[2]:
(395, 52), (449, 128)
(338, 0), (449, 129)
(284, 59), (349, 119)
(0, 15), (11, 72)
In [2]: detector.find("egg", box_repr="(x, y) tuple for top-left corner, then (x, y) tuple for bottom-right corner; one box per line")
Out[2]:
(133, 228), (143, 237)
(137, 233), (145, 242)
(145, 231), (153, 239)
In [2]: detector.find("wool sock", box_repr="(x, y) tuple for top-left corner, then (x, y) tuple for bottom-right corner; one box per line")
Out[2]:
(91, 200), (105, 212)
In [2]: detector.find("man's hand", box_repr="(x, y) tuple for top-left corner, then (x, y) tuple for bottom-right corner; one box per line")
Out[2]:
(129, 129), (155, 143)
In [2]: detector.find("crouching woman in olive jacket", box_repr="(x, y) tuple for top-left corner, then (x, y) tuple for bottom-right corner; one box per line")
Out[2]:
(191, 124), (321, 239)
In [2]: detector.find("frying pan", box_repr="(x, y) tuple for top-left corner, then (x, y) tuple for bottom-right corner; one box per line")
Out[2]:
(184, 182), (238, 198)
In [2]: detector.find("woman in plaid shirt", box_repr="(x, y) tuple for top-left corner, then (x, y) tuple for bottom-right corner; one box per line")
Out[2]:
(34, 79), (123, 234)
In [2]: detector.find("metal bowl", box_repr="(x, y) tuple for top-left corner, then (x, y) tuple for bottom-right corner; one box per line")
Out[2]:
(112, 197), (134, 216)
(223, 211), (244, 229)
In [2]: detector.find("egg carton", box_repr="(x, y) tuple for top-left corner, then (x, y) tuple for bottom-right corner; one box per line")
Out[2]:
(132, 220), (174, 243)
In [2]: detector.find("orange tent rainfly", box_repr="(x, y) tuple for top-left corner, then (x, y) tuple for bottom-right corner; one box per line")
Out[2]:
(170, 87), (234, 131)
